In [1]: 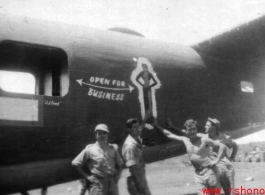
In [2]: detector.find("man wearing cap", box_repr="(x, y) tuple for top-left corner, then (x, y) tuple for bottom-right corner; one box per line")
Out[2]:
(204, 118), (238, 195)
(153, 118), (226, 195)
(72, 124), (123, 195)
(122, 112), (152, 195)
(205, 118), (238, 162)
(166, 118), (238, 195)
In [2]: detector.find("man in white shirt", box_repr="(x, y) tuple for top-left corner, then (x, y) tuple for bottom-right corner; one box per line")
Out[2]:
(122, 112), (152, 195)
(72, 124), (123, 195)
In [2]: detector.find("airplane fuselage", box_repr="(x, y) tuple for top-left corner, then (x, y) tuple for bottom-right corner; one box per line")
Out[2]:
(1, 13), (264, 194)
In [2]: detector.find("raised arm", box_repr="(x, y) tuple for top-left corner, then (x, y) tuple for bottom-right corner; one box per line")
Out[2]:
(166, 118), (187, 136)
(139, 110), (151, 131)
(153, 118), (187, 142)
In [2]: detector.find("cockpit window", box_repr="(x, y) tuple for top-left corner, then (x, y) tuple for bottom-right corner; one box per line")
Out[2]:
(241, 81), (254, 93)
(0, 71), (35, 94)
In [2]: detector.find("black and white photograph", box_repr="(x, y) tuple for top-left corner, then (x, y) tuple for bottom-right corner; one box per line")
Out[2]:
(1, 0), (265, 195)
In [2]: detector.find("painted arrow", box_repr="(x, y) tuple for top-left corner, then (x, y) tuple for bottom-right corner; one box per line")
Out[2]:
(76, 79), (134, 92)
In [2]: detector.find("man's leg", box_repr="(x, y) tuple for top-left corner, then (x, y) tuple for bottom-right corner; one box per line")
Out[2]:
(126, 176), (143, 195)
(108, 176), (119, 195)
(218, 164), (235, 195)
(139, 169), (152, 195)
(195, 168), (221, 195)
(207, 167), (221, 195)
(215, 160), (235, 195)
(196, 182), (208, 195)
(89, 176), (108, 195)
(77, 179), (88, 195)
(194, 171), (209, 195)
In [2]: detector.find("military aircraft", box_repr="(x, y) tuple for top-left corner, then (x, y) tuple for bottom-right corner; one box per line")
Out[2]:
(1, 12), (265, 195)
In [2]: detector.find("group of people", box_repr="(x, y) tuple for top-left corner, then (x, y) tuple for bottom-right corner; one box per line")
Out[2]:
(72, 112), (151, 195)
(72, 113), (238, 195)
(154, 117), (238, 195)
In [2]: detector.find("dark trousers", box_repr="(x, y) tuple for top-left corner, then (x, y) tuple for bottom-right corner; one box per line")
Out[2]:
(127, 170), (151, 195)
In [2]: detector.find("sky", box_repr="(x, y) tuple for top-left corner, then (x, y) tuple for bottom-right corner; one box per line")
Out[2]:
(1, 0), (265, 45)
(235, 130), (265, 144)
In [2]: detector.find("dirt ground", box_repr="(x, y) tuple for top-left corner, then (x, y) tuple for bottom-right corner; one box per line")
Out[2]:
(14, 153), (265, 195)
(118, 154), (265, 195)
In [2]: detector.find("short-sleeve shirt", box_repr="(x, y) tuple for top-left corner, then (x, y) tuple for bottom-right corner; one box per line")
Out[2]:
(72, 142), (123, 177)
(122, 135), (145, 169)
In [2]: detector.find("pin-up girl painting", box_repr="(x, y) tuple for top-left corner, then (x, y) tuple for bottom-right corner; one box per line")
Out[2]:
(131, 57), (161, 129)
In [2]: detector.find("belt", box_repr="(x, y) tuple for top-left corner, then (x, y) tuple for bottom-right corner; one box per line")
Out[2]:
(93, 173), (116, 179)
(194, 165), (207, 171)
(92, 174), (106, 179)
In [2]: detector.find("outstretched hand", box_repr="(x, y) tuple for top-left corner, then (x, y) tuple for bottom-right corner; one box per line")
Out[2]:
(152, 118), (158, 127)
(144, 110), (152, 121)
(165, 118), (174, 129)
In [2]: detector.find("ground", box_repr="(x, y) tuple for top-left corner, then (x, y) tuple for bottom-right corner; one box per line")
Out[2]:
(12, 149), (265, 195)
